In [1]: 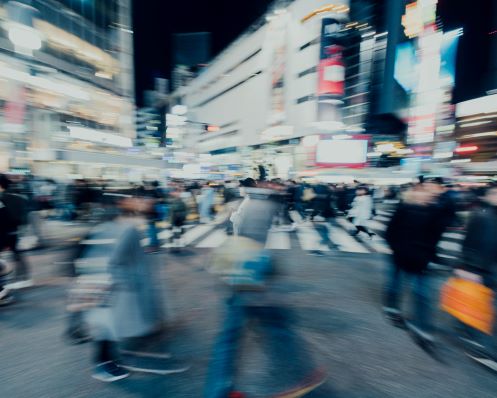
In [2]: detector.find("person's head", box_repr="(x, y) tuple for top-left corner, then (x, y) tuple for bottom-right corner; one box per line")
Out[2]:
(356, 187), (368, 196)
(0, 174), (11, 192)
(484, 184), (497, 206)
(240, 178), (256, 188)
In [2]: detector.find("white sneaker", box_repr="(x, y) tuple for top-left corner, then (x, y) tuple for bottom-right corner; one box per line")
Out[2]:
(5, 280), (34, 290)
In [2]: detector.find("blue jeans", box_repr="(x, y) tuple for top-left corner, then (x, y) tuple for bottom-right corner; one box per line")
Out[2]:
(204, 294), (314, 398)
(384, 265), (433, 333)
(147, 220), (159, 248)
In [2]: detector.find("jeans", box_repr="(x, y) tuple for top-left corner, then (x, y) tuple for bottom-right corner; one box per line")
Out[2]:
(384, 264), (433, 334)
(204, 294), (314, 398)
(315, 223), (333, 249)
(147, 220), (159, 248)
(5, 233), (30, 281)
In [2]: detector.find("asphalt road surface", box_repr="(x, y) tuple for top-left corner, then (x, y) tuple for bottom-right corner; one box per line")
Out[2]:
(1, 240), (497, 397)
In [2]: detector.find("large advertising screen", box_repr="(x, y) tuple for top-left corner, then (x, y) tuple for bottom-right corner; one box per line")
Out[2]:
(315, 139), (368, 165)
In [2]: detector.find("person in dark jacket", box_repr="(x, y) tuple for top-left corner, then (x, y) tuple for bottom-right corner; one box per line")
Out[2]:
(0, 174), (31, 288)
(459, 184), (497, 367)
(383, 181), (448, 347)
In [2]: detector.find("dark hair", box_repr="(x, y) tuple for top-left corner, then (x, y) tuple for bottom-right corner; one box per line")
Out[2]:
(0, 174), (11, 190)
(240, 178), (256, 188)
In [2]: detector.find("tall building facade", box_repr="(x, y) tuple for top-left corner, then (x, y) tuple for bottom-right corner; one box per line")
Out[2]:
(0, 0), (161, 180)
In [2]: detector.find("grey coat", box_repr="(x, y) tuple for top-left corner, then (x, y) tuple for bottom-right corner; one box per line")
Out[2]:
(80, 219), (163, 341)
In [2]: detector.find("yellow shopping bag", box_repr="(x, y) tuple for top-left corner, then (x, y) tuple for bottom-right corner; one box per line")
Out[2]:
(440, 276), (494, 335)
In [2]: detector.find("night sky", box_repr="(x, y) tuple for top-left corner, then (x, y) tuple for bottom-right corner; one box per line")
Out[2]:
(132, 0), (496, 106)
(132, 0), (273, 106)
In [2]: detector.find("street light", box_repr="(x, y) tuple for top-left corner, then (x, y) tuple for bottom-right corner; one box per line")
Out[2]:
(5, 1), (43, 56)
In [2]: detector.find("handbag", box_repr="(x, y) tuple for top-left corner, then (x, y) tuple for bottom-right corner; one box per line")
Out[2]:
(440, 271), (495, 335)
(67, 274), (114, 313)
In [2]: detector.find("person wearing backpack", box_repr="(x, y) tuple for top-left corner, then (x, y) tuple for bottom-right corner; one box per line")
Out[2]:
(0, 174), (31, 288)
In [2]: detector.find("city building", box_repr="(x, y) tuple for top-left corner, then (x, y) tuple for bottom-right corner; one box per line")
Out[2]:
(0, 0), (163, 180)
(170, 0), (415, 181)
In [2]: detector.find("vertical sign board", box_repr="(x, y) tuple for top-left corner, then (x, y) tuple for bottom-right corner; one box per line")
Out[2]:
(318, 18), (345, 97)
(317, 18), (345, 122)
(267, 15), (288, 127)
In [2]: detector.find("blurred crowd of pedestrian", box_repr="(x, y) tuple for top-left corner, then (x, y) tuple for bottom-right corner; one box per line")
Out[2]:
(2, 171), (497, 393)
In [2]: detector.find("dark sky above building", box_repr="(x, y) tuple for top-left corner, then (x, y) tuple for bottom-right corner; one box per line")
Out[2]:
(132, 0), (496, 106)
(132, 0), (273, 106)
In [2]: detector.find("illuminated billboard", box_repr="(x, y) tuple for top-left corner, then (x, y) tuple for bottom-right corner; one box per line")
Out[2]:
(315, 139), (368, 166)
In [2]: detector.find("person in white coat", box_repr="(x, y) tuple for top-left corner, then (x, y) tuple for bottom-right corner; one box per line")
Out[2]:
(348, 187), (375, 238)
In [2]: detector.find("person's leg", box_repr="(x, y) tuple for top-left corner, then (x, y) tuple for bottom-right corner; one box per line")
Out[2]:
(384, 264), (403, 313)
(204, 294), (245, 398)
(356, 225), (374, 237)
(92, 340), (129, 381)
(249, 305), (324, 394)
(410, 273), (434, 338)
(9, 234), (30, 281)
(147, 220), (159, 248)
(95, 340), (115, 364)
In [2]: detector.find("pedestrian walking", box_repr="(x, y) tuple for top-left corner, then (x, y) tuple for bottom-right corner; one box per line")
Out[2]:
(383, 181), (448, 351)
(68, 194), (168, 382)
(206, 179), (326, 397)
(0, 174), (31, 288)
(348, 186), (375, 238)
(457, 184), (497, 369)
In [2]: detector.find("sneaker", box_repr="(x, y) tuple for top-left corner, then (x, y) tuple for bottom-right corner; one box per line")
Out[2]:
(309, 250), (325, 257)
(466, 350), (497, 372)
(0, 288), (14, 306)
(92, 361), (130, 382)
(5, 279), (34, 290)
(120, 364), (189, 375)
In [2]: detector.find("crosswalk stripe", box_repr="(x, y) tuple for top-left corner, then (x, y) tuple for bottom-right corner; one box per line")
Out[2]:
(196, 229), (228, 248)
(265, 230), (291, 250)
(374, 215), (391, 223)
(367, 219), (387, 232)
(437, 240), (462, 252)
(296, 224), (330, 251)
(442, 232), (464, 240)
(335, 218), (391, 254)
(328, 225), (369, 253)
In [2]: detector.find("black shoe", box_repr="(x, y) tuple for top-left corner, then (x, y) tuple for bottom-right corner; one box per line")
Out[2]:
(92, 361), (130, 382)
(383, 308), (406, 329)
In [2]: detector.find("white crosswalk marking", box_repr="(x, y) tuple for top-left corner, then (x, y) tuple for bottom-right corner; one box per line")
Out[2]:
(367, 219), (387, 232)
(335, 218), (391, 254)
(296, 224), (330, 251)
(196, 229), (228, 248)
(442, 232), (464, 240)
(265, 230), (291, 250)
(183, 224), (217, 245)
(437, 240), (462, 252)
(374, 215), (391, 223)
(328, 225), (369, 253)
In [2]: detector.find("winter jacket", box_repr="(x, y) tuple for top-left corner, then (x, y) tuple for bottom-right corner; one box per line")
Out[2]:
(349, 195), (373, 226)
(462, 203), (497, 288)
(231, 188), (279, 244)
(79, 219), (163, 341)
(386, 200), (448, 274)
